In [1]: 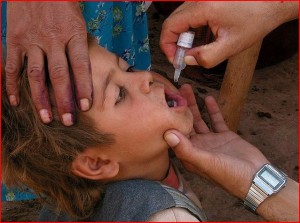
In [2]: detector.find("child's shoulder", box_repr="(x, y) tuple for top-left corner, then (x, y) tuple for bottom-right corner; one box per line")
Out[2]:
(92, 179), (176, 221)
(39, 179), (174, 221)
(39, 179), (206, 222)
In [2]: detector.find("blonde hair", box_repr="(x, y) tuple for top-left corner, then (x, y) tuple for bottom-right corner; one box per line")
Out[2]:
(2, 43), (114, 219)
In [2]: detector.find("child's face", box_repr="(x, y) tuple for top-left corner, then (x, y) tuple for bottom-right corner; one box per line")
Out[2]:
(82, 42), (193, 181)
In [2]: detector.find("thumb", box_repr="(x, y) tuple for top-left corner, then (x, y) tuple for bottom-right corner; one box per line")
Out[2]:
(164, 130), (197, 160)
(164, 130), (212, 178)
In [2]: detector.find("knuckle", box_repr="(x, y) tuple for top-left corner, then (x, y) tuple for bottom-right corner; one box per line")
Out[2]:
(68, 33), (88, 48)
(7, 29), (22, 40)
(49, 65), (68, 82)
(5, 81), (17, 94)
(69, 20), (86, 33)
(42, 25), (61, 39)
(28, 65), (44, 80)
(195, 52), (213, 68)
(5, 62), (19, 75)
(71, 55), (90, 69)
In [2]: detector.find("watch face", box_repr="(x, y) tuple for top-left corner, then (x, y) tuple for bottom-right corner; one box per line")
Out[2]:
(258, 165), (285, 190)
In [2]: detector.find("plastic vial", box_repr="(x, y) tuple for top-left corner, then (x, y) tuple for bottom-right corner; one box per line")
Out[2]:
(173, 31), (195, 82)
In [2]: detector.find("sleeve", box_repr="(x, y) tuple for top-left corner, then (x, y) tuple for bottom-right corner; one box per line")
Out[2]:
(148, 207), (200, 222)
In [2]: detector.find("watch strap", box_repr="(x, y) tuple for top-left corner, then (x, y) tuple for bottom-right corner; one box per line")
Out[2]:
(243, 164), (287, 212)
(244, 182), (269, 212)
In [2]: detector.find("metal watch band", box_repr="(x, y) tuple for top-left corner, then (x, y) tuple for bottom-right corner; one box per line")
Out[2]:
(244, 182), (269, 212)
(244, 164), (287, 212)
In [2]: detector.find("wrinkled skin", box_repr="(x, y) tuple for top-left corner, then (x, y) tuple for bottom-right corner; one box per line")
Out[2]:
(6, 2), (93, 126)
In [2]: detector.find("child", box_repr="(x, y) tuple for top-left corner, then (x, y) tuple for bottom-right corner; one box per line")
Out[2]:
(2, 36), (207, 221)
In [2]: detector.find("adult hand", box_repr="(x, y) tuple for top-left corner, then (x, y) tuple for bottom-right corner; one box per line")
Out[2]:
(160, 2), (298, 68)
(165, 84), (269, 199)
(6, 2), (93, 126)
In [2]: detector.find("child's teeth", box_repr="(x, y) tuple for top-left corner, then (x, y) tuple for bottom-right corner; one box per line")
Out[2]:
(167, 100), (177, 107)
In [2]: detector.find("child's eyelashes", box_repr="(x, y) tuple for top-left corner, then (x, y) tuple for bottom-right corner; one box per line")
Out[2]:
(114, 65), (134, 105)
(126, 65), (135, 72)
(114, 65), (136, 105)
(115, 86), (126, 104)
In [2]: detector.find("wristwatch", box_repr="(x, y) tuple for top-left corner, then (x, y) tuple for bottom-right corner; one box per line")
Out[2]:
(244, 164), (287, 212)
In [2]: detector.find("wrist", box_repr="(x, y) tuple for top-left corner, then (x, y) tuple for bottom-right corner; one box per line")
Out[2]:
(256, 177), (299, 221)
(243, 164), (287, 213)
(237, 159), (270, 200)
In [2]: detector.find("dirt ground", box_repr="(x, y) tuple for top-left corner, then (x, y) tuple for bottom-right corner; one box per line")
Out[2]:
(1, 4), (298, 222)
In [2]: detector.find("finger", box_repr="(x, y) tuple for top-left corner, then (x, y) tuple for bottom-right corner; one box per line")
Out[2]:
(160, 2), (207, 63)
(27, 46), (52, 124)
(185, 36), (238, 68)
(160, 20), (187, 63)
(164, 130), (211, 176)
(159, 7), (196, 63)
(179, 84), (209, 134)
(159, 41), (177, 64)
(205, 96), (229, 132)
(67, 35), (93, 112)
(47, 46), (75, 126)
(164, 130), (197, 160)
(5, 44), (25, 106)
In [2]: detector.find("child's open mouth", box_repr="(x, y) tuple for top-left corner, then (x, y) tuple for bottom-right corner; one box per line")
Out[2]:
(166, 95), (178, 107)
(164, 89), (187, 108)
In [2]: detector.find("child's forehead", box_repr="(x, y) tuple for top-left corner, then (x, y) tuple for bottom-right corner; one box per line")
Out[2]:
(90, 44), (129, 70)
(90, 44), (121, 62)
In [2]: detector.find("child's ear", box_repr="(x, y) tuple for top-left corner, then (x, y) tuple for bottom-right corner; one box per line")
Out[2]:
(71, 148), (119, 180)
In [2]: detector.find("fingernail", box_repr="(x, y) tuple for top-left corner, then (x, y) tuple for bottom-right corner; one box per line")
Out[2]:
(80, 98), (90, 111)
(39, 109), (52, 124)
(185, 55), (198, 65)
(62, 113), (74, 126)
(164, 132), (180, 147)
(9, 95), (18, 106)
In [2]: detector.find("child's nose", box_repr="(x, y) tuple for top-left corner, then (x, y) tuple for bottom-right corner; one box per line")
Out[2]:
(137, 72), (153, 94)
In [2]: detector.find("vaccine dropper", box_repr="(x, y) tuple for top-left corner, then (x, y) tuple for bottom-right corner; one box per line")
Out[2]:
(173, 31), (195, 82)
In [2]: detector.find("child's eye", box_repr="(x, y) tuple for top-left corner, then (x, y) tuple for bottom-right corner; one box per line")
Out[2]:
(126, 66), (135, 72)
(116, 86), (126, 104)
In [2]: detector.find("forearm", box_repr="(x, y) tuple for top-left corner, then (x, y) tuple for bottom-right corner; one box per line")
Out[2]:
(256, 177), (299, 222)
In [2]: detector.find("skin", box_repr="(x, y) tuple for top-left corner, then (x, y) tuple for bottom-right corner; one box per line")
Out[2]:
(6, 2), (92, 126)
(73, 41), (193, 182)
(164, 94), (269, 199)
(163, 93), (299, 221)
(160, 1), (298, 68)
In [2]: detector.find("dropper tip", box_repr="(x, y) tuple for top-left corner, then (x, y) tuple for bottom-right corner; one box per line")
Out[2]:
(174, 69), (181, 82)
